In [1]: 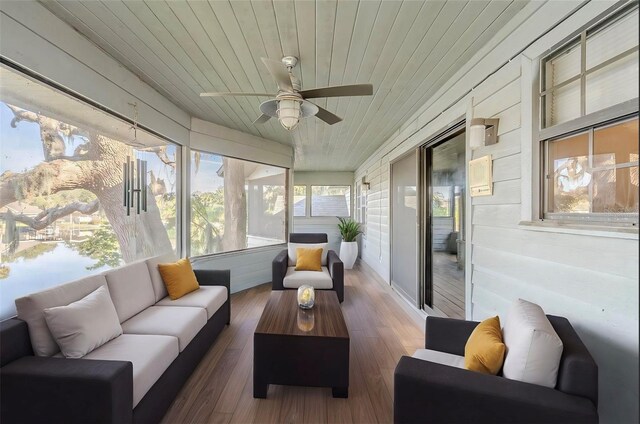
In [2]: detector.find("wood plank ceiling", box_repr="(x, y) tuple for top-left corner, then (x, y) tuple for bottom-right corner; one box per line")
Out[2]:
(41, 0), (529, 171)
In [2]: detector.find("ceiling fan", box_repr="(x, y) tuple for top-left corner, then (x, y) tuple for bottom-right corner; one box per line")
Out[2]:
(200, 56), (373, 131)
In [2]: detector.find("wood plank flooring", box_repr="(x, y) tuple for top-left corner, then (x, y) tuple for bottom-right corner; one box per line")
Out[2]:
(432, 252), (465, 319)
(161, 262), (424, 424)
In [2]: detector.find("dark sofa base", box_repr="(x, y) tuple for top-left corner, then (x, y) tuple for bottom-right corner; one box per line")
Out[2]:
(133, 301), (230, 424)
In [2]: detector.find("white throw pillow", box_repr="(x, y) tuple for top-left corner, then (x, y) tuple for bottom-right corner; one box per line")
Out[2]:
(288, 242), (328, 266)
(43, 285), (123, 359)
(502, 299), (563, 388)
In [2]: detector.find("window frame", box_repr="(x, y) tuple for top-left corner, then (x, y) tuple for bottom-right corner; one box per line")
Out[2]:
(310, 185), (352, 218)
(293, 184), (308, 218)
(187, 147), (289, 258)
(536, 4), (639, 226)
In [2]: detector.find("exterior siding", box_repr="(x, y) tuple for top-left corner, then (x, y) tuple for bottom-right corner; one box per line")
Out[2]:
(355, 2), (638, 423)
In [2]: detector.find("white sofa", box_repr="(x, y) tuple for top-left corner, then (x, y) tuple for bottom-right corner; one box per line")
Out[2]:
(0, 253), (231, 424)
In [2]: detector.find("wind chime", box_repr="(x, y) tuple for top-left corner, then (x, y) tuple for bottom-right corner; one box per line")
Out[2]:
(123, 102), (148, 216)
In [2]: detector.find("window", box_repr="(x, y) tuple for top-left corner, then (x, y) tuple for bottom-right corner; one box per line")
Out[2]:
(311, 186), (351, 217)
(0, 66), (179, 320)
(293, 185), (307, 217)
(190, 151), (287, 256)
(541, 6), (638, 127)
(355, 182), (368, 235)
(539, 5), (639, 225)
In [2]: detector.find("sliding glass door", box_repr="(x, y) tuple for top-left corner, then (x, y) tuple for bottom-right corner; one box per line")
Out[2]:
(422, 128), (466, 319)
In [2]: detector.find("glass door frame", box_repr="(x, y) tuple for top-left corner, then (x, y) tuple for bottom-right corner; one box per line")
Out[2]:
(419, 119), (466, 314)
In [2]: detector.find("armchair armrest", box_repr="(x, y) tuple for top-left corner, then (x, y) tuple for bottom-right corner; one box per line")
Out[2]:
(327, 250), (344, 303)
(394, 356), (598, 424)
(1, 356), (133, 424)
(424, 316), (479, 355)
(271, 249), (288, 291)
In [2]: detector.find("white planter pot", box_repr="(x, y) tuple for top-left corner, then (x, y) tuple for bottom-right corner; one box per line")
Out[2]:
(339, 241), (358, 270)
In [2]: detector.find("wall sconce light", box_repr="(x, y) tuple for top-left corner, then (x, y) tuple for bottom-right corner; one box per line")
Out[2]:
(469, 118), (499, 150)
(361, 176), (370, 190)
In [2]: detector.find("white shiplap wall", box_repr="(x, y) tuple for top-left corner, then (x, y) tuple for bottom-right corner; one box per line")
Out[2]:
(355, 2), (639, 423)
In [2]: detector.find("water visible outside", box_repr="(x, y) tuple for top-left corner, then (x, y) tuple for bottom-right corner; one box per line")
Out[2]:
(0, 243), (112, 320)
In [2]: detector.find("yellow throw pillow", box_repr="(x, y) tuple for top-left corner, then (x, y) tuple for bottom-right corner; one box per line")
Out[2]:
(464, 316), (506, 375)
(158, 258), (200, 300)
(295, 248), (323, 271)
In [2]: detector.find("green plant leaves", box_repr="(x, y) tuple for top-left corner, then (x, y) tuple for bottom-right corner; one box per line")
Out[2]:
(337, 217), (362, 242)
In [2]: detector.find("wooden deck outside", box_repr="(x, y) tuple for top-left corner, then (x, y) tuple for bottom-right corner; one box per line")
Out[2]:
(432, 252), (465, 319)
(161, 262), (424, 424)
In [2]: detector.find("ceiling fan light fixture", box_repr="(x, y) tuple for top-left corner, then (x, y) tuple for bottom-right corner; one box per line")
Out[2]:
(277, 98), (301, 131)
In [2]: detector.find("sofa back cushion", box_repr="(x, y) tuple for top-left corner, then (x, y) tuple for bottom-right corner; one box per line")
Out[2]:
(146, 252), (179, 302)
(502, 299), (563, 388)
(15, 274), (107, 356)
(105, 261), (155, 323)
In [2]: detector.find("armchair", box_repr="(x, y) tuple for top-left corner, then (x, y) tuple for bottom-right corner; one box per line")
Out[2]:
(272, 233), (344, 303)
(394, 315), (598, 424)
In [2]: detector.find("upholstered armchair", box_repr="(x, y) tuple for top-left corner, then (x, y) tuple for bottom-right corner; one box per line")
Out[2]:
(272, 233), (344, 303)
(394, 315), (599, 424)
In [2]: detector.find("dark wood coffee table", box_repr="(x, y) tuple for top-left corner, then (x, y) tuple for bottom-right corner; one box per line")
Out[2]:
(253, 290), (349, 398)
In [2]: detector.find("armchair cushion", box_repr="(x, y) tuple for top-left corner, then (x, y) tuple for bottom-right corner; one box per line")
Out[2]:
(288, 242), (328, 266)
(283, 267), (333, 289)
(503, 299), (563, 388)
(295, 247), (323, 271)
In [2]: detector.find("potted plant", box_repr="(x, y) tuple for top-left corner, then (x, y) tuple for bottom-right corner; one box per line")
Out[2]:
(337, 217), (362, 270)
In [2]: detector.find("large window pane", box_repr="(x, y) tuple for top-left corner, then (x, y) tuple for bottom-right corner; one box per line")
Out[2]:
(594, 119), (639, 167)
(311, 186), (351, 217)
(586, 8), (639, 69)
(547, 132), (590, 213)
(592, 167), (639, 213)
(190, 152), (286, 256)
(0, 66), (178, 320)
(294, 185), (307, 217)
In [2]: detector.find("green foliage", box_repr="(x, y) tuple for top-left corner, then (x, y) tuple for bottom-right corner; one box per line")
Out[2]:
(337, 217), (362, 242)
(30, 189), (96, 210)
(71, 227), (122, 270)
(190, 189), (225, 256)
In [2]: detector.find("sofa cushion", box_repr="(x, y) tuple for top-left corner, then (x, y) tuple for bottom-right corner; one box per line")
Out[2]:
(83, 334), (179, 407)
(105, 261), (156, 323)
(288, 243), (328, 266)
(121, 306), (206, 352)
(156, 286), (227, 319)
(146, 252), (179, 302)
(283, 266), (333, 289)
(43, 285), (122, 359)
(15, 274), (107, 357)
(502, 299), (564, 388)
(412, 349), (465, 369)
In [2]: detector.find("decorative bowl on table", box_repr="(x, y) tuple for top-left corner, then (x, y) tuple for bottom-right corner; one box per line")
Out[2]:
(297, 285), (315, 309)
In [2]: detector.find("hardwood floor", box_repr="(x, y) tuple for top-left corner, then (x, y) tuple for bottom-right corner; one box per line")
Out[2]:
(432, 252), (465, 319)
(162, 262), (424, 424)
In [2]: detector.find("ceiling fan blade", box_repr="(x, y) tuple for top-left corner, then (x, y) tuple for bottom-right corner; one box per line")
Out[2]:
(299, 84), (373, 99)
(261, 58), (293, 92)
(200, 92), (274, 97)
(253, 114), (271, 124)
(310, 102), (342, 125)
